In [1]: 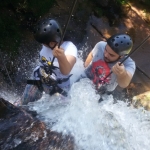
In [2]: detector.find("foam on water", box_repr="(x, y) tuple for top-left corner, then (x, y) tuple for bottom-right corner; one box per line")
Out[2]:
(28, 77), (150, 150)
(1, 54), (150, 150)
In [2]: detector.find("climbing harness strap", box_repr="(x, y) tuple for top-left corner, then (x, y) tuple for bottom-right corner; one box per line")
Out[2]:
(27, 79), (68, 97)
(27, 66), (72, 96)
(50, 0), (78, 68)
(57, 74), (73, 84)
(27, 80), (43, 92)
(40, 56), (59, 76)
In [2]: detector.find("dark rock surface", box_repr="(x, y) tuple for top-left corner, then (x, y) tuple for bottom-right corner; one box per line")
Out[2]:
(0, 98), (74, 150)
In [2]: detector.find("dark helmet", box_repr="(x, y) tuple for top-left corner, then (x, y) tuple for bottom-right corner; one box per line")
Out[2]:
(107, 34), (133, 56)
(33, 18), (62, 44)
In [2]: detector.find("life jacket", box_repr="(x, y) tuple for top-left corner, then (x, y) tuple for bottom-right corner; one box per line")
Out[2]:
(91, 60), (111, 88)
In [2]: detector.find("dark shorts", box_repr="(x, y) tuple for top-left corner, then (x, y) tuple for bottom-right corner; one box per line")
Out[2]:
(20, 84), (69, 105)
(20, 84), (43, 105)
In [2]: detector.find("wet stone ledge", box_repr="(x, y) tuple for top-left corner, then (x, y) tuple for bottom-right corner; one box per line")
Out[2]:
(0, 98), (74, 150)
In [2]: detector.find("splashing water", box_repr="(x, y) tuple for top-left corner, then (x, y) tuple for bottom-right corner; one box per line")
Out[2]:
(1, 54), (150, 150)
(0, 89), (20, 104)
(28, 78), (150, 150)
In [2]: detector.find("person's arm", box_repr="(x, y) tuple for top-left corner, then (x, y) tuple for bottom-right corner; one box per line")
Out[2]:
(53, 46), (76, 75)
(84, 51), (93, 68)
(112, 62), (133, 88)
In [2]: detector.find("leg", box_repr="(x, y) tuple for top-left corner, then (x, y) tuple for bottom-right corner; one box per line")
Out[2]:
(21, 84), (43, 105)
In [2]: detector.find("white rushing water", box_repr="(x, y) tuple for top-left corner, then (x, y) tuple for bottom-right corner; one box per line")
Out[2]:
(27, 58), (150, 150)
(1, 48), (150, 150)
(1, 11), (150, 149)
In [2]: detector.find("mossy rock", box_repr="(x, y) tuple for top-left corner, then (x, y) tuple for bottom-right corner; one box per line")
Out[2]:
(132, 91), (150, 111)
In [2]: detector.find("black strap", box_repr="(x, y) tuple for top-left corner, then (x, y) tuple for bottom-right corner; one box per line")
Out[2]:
(49, 85), (68, 97)
(27, 80), (44, 92)
(27, 79), (68, 97)
(57, 74), (72, 84)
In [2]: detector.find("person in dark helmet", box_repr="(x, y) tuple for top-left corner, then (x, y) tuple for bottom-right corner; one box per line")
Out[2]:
(19, 18), (77, 105)
(84, 33), (135, 92)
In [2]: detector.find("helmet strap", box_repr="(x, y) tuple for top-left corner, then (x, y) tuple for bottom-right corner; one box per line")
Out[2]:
(44, 42), (58, 50)
(50, 42), (58, 50)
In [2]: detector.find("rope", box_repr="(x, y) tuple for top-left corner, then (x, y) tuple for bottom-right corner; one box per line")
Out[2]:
(90, 23), (150, 82)
(51, 0), (78, 67)
(103, 35), (150, 81)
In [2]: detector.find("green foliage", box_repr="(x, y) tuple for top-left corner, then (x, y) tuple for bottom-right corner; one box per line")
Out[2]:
(27, 0), (55, 17)
(94, 7), (103, 17)
(0, 0), (19, 7)
(116, 0), (128, 5)
(0, 12), (21, 55)
(0, 0), (55, 56)
(140, 0), (150, 6)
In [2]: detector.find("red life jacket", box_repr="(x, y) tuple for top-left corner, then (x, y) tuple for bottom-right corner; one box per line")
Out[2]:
(91, 60), (111, 88)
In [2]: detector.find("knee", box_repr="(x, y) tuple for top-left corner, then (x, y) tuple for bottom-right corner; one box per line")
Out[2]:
(21, 84), (42, 105)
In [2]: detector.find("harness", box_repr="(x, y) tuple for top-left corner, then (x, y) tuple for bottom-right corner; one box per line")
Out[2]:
(27, 56), (72, 97)
(27, 79), (69, 97)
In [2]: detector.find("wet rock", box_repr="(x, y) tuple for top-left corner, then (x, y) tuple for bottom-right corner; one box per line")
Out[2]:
(132, 91), (150, 111)
(126, 82), (147, 98)
(126, 77), (150, 110)
(0, 98), (74, 150)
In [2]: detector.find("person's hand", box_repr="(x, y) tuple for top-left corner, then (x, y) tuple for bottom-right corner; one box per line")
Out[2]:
(52, 46), (65, 59)
(112, 62), (125, 76)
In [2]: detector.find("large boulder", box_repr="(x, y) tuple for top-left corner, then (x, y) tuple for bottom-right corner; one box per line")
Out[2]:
(132, 91), (150, 111)
(0, 98), (74, 150)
